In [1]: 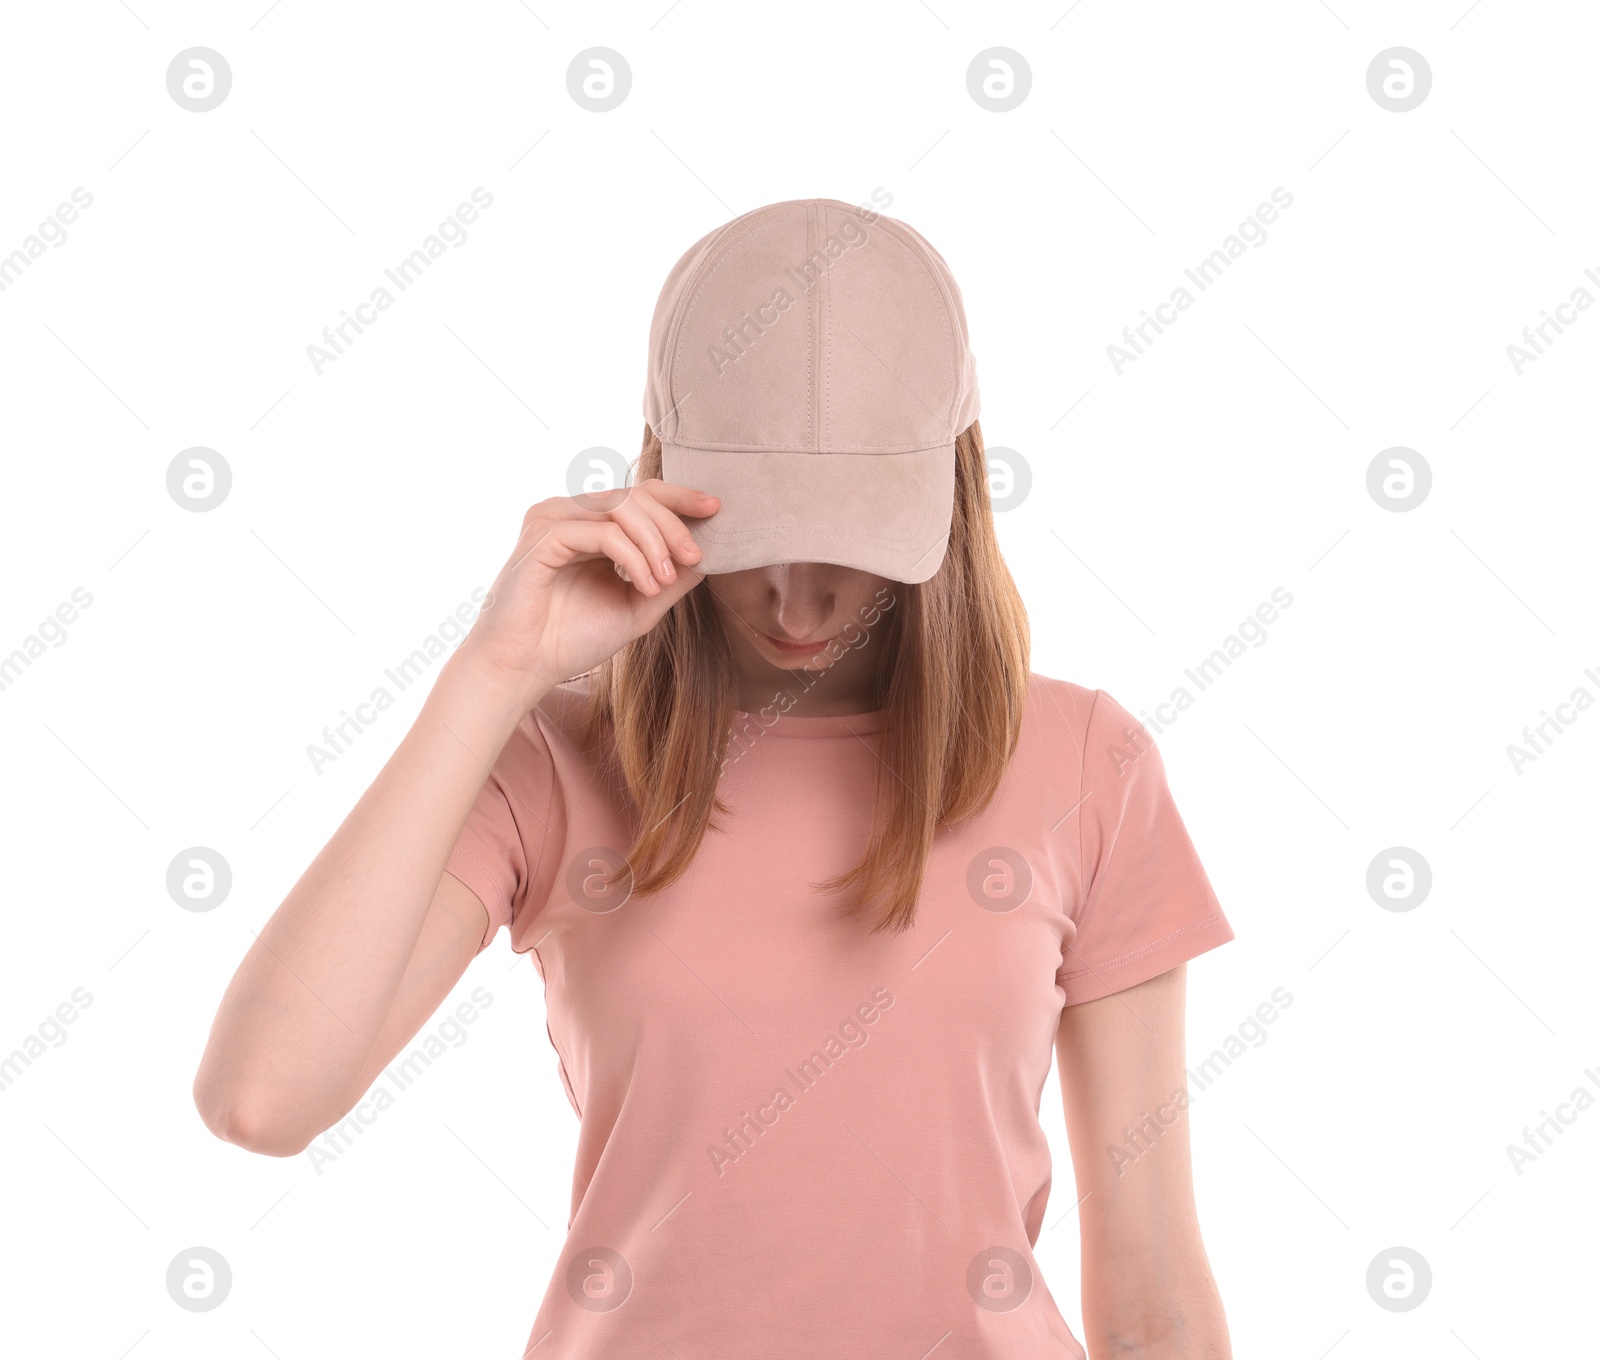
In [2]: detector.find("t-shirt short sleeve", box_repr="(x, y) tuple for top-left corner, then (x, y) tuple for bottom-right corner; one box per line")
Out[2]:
(444, 710), (558, 953)
(1056, 688), (1235, 1005)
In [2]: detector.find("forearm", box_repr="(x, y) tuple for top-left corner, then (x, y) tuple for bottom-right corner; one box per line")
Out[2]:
(193, 651), (541, 1149)
(1059, 968), (1232, 1359)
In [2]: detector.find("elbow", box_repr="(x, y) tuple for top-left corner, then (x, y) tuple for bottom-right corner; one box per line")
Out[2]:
(1095, 1321), (1230, 1360)
(1081, 1248), (1228, 1356)
(1087, 1279), (1231, 1360)
(192, 1073), (315, 1158)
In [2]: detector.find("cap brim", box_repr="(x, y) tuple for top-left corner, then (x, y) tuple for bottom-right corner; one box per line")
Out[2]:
(659, 442), (954, 584)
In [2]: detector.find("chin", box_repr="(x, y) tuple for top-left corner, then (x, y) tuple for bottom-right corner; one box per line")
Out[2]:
(769, 653), (835, 672)
(756, 643), (839, 671)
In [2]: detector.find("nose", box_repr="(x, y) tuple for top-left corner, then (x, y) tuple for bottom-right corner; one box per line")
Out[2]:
(764, 564), (835, 641)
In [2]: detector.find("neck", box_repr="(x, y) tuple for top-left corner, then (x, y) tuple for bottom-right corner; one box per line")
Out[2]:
(731, 640), (886, 718)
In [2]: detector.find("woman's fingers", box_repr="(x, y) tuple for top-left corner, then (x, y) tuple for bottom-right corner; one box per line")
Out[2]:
(525, 517), (665, 595)
(603, 491), (681, 584)
(516, 480), (719, 597)
(644, 479), (721, 520)
(633, 480), (718, 573)
(630, 486), (713, 569)
(573, 478), (719, 586)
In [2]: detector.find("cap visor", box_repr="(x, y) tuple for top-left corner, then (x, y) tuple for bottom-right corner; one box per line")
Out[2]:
(659, 442), (954, 584)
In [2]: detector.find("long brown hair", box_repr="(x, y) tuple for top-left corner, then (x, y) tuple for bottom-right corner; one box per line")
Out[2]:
(580, 417), (1030, 933)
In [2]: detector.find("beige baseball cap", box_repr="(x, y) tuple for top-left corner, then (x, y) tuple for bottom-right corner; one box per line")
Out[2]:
(642, 197), (980, 584)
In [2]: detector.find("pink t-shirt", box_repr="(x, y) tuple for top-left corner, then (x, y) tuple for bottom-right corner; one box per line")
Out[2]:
(444, 671), (1233, 1358)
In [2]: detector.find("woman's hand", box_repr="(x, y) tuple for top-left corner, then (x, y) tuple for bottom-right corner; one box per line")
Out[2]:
(456, 479), (719, 706)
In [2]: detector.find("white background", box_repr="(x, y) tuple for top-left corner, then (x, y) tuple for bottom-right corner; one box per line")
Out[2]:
(2, 1), (1596, 1356)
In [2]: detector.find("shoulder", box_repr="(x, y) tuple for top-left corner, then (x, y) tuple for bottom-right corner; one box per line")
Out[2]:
(1024, 672), (1157, 779)
(1024, 671), (1131, 748)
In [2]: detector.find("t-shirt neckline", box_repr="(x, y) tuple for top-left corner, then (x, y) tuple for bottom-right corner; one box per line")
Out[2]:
(731, 706), (884, 737)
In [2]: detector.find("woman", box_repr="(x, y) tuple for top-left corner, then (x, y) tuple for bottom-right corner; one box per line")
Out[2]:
(194, 198), (1235, 1358)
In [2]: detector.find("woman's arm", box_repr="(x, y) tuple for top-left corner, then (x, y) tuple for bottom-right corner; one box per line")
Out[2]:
(192, 654), (540, 1156)
(1056, 964), (1231, 1359)
(192, 484), (713, 1157)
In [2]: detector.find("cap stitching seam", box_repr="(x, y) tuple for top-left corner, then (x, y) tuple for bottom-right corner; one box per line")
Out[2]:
(807, 201), (816, 450)
(668, 210), (791, 433)
(653, 212), (773, 440)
